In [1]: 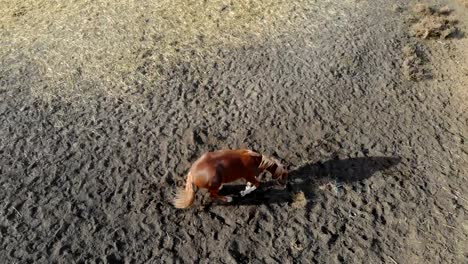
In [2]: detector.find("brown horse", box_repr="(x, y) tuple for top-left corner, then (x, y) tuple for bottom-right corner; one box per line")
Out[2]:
(172, 149), (288, 208)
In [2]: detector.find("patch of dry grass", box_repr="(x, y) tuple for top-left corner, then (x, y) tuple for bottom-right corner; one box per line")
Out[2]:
(0, 0), (312, 102)
(409, 4), (460, 40)
(291, 191), (307, 208)
(459, 0), (468, 8)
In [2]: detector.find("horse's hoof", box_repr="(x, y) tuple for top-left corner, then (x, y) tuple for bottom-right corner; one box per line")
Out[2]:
(226, 196), (233, 203)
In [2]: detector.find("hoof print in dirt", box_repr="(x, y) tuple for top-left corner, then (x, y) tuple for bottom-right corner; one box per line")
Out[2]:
(409, 4), (462, 40)
(392, 5), (405, 13)
(401, 43), (431, 81)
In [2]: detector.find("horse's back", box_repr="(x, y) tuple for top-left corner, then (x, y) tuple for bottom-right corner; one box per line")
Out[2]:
(191, 149), (257, 185)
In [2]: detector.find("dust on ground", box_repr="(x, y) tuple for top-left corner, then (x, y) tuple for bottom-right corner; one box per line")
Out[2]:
(1, 0), (468, 263)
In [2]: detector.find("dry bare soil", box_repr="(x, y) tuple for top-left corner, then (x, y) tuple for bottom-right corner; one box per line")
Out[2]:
(1, 0), (468, 263)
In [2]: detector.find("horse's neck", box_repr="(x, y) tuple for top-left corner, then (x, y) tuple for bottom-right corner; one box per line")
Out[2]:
(265, 163), (279, 175)
(258, 156), (277, 171)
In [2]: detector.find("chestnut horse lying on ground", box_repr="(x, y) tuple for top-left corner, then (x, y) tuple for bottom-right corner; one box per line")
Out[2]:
(173, 149), (288, 209)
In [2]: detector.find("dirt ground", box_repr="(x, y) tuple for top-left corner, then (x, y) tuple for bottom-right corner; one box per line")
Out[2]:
(1, 0), (468, 263)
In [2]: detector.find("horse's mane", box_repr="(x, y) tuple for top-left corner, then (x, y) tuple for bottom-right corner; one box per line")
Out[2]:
(252, 151), (286, 178)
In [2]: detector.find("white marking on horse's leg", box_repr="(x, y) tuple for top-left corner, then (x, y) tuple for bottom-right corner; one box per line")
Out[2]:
(225, 196), (233, 203)
(246, 185), (257, 195)
(219, 184), (223, 190)
(240, 185), (257, 196)
(240, 184), (252, 196)
(240, 182), (252, 196)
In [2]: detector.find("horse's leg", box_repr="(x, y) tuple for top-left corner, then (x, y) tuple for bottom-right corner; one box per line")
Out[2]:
(209, 189), (233, 203)
(207, 164), (233, 203)
(240, 174), (260, 197)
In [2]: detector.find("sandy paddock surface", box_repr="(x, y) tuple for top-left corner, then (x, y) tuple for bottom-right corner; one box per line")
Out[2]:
(1, 0), (468, 263)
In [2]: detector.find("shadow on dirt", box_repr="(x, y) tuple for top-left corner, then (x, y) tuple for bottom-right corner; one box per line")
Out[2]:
(217, 156), (401, 206)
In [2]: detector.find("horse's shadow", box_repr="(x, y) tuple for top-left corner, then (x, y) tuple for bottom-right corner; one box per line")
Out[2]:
(217, 156), (401, 206)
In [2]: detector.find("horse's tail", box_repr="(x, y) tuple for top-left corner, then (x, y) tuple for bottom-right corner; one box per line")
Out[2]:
(173, 172), (196, 209)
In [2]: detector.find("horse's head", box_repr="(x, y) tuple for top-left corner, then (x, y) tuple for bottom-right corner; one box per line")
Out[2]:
(276, 166), (288, 186)
(271, 159), (288, 186)
(258, 155), (289, 186)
